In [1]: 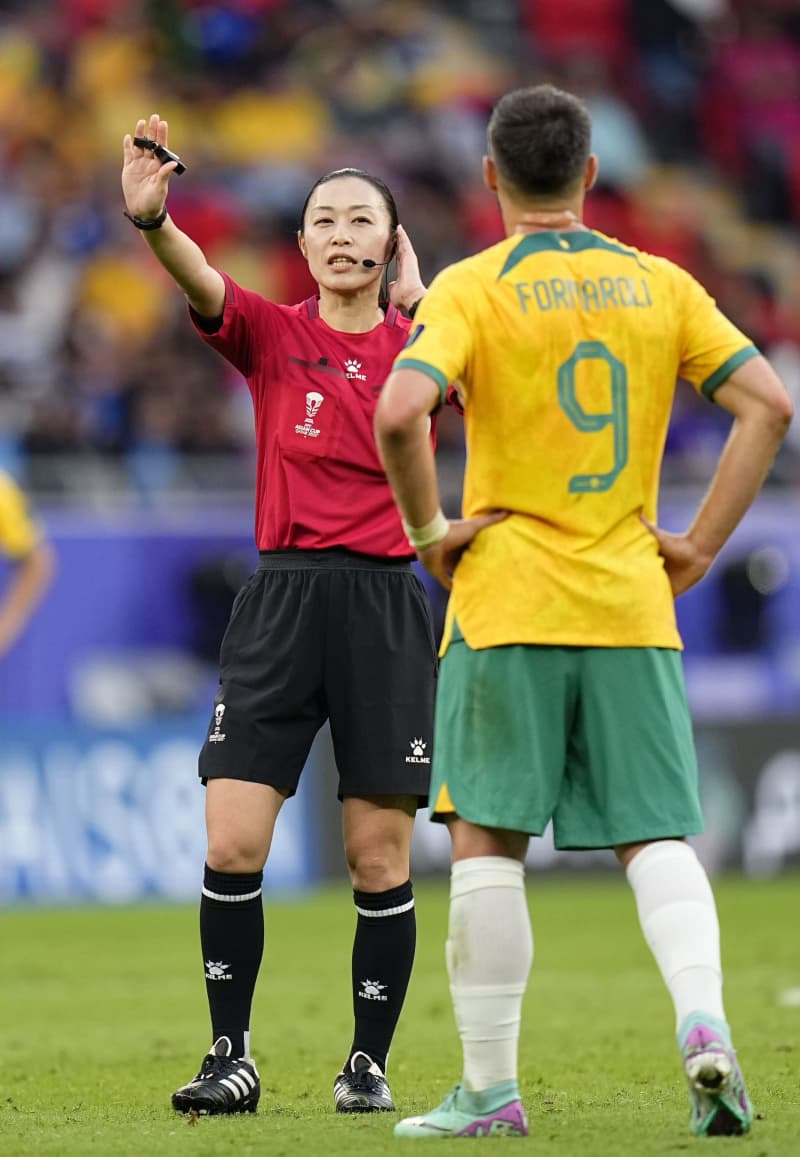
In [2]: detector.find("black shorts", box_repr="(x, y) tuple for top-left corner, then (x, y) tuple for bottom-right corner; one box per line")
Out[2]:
(199, 549), (437, 803)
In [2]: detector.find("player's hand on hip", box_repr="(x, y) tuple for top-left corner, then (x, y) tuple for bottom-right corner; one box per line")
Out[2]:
(388, 224), (426, 315)
(640, 515), (714, 597)
(418, 511), (508, 590)
(121, 113), (177, 218)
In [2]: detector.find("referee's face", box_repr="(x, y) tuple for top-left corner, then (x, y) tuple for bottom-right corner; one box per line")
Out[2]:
(299, 176), (393, 294)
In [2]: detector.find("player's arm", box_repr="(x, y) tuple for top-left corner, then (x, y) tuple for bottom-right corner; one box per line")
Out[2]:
(121, 114), (224, 318)
(376, 368), (442, 526)
(0, 538), (56, 656)
(375, 368), (505, 589)
(645, 355), (793, 596)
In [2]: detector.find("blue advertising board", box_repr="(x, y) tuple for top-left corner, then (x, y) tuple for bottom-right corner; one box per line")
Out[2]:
(0, 718), (317, 903)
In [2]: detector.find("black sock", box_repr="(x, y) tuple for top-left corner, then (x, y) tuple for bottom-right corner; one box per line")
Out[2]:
(349, 880), (416, 1073)
(200, 864), (264, 1059)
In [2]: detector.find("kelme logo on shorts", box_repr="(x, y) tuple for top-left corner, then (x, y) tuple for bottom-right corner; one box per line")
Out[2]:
(406, 737), (430, 764)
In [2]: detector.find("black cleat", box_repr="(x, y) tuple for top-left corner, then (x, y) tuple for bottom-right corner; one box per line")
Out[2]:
(333, 1051), (395, 1113)
(171, 1036), (260, 1115)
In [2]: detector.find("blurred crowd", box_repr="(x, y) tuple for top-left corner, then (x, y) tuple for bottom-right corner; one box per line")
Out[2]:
(1, 0), (799, 505)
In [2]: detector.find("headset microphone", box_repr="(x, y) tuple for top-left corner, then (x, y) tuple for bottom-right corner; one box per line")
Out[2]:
(362, 258), (392, 268)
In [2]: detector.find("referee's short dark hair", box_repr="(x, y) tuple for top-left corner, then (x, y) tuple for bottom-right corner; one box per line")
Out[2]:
(488, 85), (592, 198)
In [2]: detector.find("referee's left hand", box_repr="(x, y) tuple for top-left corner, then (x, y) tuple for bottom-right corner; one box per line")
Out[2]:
(418, 512), (508, 590)
(389, 225), (427, 316)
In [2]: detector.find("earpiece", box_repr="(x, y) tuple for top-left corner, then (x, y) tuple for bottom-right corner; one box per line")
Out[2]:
(363, 228), (397, 268)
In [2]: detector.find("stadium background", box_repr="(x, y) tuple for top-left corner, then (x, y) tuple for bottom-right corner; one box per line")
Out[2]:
(1, 0), (799, 903)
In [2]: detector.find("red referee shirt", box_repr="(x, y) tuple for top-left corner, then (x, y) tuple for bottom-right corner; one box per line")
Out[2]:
(190, 273), (418, 558)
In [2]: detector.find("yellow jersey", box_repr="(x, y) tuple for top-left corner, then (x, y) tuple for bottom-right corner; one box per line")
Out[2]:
(393, 229), (758, 651)
(0, 470), (40, 559)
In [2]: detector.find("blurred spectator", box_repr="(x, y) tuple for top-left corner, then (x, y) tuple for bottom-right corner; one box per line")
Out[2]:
(630, 0), (724, 163)
(0, 467), (55, 657)
(700, 2), (800, 223)
(554, 53), (651, 193)
(520, 0), (630, 73)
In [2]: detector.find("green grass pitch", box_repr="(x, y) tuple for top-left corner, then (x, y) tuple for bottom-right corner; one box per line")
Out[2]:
(1, 874), (798, 1155)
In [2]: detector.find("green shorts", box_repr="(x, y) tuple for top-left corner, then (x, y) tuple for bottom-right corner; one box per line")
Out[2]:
(431, 635), (703, 849)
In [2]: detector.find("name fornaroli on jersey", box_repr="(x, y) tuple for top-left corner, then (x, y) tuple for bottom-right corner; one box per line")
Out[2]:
(191, 275), (425, 558)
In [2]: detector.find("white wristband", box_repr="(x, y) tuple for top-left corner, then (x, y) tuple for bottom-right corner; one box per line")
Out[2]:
(402, 509), (450, 551)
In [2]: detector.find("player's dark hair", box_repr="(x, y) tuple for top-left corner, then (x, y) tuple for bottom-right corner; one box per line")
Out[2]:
(487, 85), (592, 198)
(299, 168), (399, 234)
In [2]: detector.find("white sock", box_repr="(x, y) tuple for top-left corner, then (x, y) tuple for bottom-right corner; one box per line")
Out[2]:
(446, 856), (533, 1092)
(625, 840), (725, 1029)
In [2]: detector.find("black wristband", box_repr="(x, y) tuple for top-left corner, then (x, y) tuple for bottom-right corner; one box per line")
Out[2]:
(407, 297), (424, 319)
(123, 206), (168, 231)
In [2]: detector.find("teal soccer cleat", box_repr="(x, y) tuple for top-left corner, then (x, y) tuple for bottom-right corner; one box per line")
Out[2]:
(394, 1081), (528, 1138)
(678, 1013), (753, 1137)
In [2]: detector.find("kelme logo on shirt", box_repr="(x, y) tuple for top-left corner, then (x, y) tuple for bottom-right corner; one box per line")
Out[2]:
(344, 358), (367, 381)
(295, 390), (324, 438)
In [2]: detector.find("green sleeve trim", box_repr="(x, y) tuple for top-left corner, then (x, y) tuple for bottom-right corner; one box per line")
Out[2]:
(701, 344), (760, 400)
(393, 357), (449, 402)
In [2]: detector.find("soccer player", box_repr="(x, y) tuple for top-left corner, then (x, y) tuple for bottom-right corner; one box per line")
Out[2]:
(375, 85), (793, 1140)
(121, 114), (494, 1118)
(0, 469), (55, 658)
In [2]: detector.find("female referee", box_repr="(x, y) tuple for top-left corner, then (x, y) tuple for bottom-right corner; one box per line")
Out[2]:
(122, 113), (496, 1119)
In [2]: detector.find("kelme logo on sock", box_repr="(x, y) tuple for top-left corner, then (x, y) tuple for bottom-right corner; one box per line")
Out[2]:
(205, 960), (232, 981)
(358, 978), (388, 1001)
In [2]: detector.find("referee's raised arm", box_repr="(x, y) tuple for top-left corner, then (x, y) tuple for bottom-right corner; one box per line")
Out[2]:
(121, 112), (225, 319)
